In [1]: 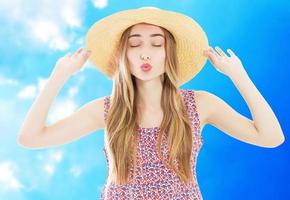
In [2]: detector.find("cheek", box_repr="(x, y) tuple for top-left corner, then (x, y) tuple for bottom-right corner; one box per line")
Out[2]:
(156, 50), (166, 66)
(159, 51), (166, 61)
(126, 52), (137, 72)
(156, 47), (166, 58)
(126, 51), (137, 64)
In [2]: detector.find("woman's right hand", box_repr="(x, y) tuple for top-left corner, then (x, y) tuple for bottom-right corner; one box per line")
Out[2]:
(51, 47), (91, 79)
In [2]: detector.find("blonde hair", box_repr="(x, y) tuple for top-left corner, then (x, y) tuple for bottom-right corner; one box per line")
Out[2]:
(105, 23), (194, 186)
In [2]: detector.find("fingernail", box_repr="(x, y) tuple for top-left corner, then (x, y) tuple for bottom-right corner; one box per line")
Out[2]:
(86, 51), (91, 56)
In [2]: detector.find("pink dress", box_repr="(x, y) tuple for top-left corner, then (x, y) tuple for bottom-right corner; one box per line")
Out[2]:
(101, 89), (204, 200)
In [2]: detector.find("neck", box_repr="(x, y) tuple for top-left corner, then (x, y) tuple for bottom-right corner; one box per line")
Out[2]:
(136, 77), (163, 112)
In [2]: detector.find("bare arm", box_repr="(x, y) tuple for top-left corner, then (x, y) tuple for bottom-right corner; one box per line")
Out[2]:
(202, 46), (285, 148)
(17, 48), (106, 149)
(17, 72), (67, 148)
(196, 89), (284, 148)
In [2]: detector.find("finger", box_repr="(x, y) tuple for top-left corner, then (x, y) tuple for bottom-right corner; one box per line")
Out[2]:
(86, 50), (92, 57)
(79, 51), (91, 67)
(207, 51), (219, 65)
(76, 47), (83, 54)
(203, 49), (210, 57)
(209, 46), (221, 59)
(227, 49), (236, 57)
(65, 52), (72, 57)
(81, 50), (91, 58)
(72, 47), (83, 57)
(215, 46), (227, 57)
(208, 47), (220, 62)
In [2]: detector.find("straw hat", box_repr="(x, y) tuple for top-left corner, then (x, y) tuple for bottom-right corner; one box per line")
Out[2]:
(85, 6), (209, 86)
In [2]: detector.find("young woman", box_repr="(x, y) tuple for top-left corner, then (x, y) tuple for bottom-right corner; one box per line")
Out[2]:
(18, 7), (284, 200)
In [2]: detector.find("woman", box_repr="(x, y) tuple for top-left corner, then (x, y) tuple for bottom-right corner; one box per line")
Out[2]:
(18, 7), (285, 200)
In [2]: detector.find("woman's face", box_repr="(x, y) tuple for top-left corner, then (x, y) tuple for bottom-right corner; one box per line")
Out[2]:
(126, 23), (166, 81)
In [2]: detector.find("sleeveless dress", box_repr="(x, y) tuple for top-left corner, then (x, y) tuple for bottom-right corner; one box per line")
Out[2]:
(100, 89), (204, 200)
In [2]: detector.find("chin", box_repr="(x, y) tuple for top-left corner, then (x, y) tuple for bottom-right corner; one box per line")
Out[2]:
(132, 72), (164, 81)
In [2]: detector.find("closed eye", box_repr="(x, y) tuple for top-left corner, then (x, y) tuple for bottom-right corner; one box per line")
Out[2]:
(129, 44), (163, 47)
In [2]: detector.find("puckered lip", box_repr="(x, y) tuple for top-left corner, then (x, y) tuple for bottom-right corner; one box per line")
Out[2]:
(140, 63), (152, 68)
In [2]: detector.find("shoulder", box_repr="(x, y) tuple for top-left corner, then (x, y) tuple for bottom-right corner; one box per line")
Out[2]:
(88, 96), (106, 117)
(194, 89), (215, 103)
(67, 96), (108, 131)
(87, 95), (111, 128)
(194, 89), (225, 113)
(187, 89), (219, 130)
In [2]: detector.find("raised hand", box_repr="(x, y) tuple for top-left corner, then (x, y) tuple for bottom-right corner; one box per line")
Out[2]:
(52, 47), (91, 79)
(203, 46), (247, 78)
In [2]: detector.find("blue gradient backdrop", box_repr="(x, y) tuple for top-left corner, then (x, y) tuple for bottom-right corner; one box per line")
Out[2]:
(0, 0), (289, 199)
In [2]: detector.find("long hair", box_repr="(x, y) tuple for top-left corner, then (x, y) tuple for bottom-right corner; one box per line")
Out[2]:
(105, 22), (194, 185)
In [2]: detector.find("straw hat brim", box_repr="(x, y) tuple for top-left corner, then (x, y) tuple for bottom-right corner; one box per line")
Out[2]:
(85, 7), (209, 86)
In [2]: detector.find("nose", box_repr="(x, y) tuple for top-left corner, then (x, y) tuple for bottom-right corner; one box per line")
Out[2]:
(140, 55), (151, 60)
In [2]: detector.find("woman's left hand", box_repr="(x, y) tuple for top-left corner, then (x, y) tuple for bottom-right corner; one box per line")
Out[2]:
(203, 46), (247, 78)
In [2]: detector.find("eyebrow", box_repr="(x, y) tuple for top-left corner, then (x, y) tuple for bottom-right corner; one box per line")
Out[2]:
(128, 33), (165, 39)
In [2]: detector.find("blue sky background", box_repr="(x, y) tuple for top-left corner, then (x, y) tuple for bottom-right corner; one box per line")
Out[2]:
(1, 0), (290, 199)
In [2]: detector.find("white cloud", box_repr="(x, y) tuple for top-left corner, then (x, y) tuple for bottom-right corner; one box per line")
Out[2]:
(47, 98), (78, 125)
(0, 74), (19, 86)
(41, 150), (63, 176)
(0, 161), (24, 191)
(67, 74), (87, 98)
(92, 0), (108, 9)
(17, 84), (37, 99)
(0, 0), (85, 51)
(68, 86), (79, 98)
(44, 164), (55, 176)
(37, 150), (63, 163)
(69, 165), (82, 178)
(29, 19), (70, 51)
(37, 77), (49, 92)
(0, 0), (23, 21)
(61, 6), (81, 28)
(85, 61), (97, 69)
(51, 151), (63, 162)
(17, 77), (49, 100)
(76, 37), (85, 46)
(76, 74), (86, 84)
(38, 150), (84, 179)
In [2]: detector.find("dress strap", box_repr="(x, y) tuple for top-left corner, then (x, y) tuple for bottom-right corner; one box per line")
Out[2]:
(180, 89), (204, 148)
(104, 95), (111, 122)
